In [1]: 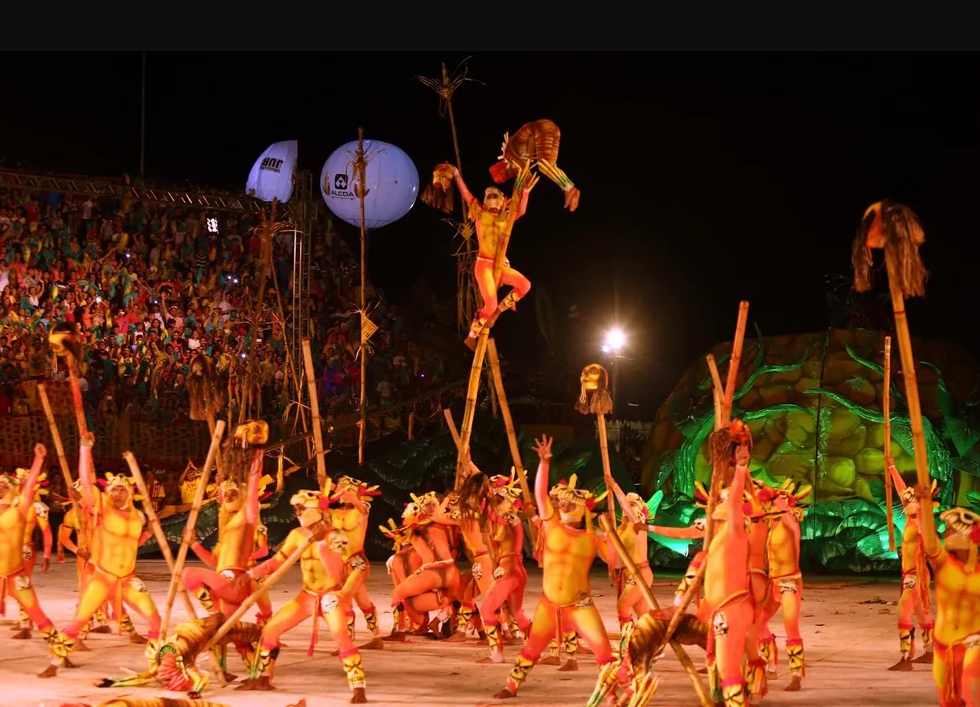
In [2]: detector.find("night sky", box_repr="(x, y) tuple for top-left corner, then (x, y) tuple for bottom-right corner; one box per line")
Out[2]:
(2, 52), (979, 410)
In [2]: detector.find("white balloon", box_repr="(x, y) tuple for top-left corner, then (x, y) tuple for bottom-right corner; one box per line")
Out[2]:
(320, 140), (419, 230)
(246, 140), (298, 203)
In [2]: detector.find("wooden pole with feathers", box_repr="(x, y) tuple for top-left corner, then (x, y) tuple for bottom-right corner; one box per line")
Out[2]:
(883, 335), (897, 552)
(852, 201), (934, 536)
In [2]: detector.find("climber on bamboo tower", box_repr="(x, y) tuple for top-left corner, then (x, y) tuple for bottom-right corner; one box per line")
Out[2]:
(886, 459), (938, 672)
(430, 160), (539, 349)
(493, 435), (614, 700)
(1, 445), (58, 648)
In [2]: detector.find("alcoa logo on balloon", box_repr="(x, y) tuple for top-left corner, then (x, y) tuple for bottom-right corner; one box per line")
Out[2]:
(328, 172), (356, 199)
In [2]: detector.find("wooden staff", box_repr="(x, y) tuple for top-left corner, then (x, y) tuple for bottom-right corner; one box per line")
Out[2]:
(65, 351), (88, 436)
(487, 338), (537, 541)
(599, 515), (711, 707)
(204, 534), (315, 654)
(122, 451), (226, 687)
(302, 337), (328, 490)
(160, 421), (225, 637)
(37, 383), (88, 555)
(597, 403), (618, 575)
(355, 127), (369, 466)
(883, 335), (896, 552)
(703, 303), (750, 548)
(663, 303), (749, 648)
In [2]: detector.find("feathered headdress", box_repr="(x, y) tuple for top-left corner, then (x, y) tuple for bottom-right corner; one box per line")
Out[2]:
(852, 200), (928, 298)
(290, 489), (323, 510)
(576, 363), (613, 416)
(488, 468), (523, 509)
(623, 491), (649, 520)
(550, 474), (608, 535)
(101, 472), (143, 503)
(900, 478), (940, 509)
(330, 475), (382, 504)
(402, 492), (437, 527)
(379, 517), (410, 551)
(940, 507), (980, 572)
(15, 468), (49, 500)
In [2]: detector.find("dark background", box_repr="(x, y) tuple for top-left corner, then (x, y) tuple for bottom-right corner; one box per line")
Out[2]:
(2, 52), (977, 410)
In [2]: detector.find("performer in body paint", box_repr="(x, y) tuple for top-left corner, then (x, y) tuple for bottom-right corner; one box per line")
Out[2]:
(236, 486), (367, 702)
(9, 465), (52, 636)
(328, 475), (384, 648)
(183, 421), (266, 677)
(493, 436), (614, 700)
(756, 479), (810, 692)
(40, 434), (160, 678)
(1, 445), (58, 648)
(885, 457), (937, 671)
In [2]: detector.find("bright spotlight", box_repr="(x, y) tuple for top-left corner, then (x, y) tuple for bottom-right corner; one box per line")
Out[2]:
(605, 327), (626, 354)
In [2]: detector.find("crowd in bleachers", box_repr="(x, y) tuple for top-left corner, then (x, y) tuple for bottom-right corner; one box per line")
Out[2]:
(0, 182), (458, 435)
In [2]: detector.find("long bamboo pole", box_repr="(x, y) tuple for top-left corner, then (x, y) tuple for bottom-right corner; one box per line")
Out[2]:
(356, 128), (369, 466)
(443, 409), (497, 567)
(883, 335), (896, 552)
(302, 337), (328, 490)
(883, 252), (934, 535)
(122, 451), (226, 686)
(661, 303), (750, 656)
(36, 384), (75, 504)
(160, 421), (225, 636)
(486, 338), (536, 542)
(204, 535), (315, 654)
(598, 515), (711, 707)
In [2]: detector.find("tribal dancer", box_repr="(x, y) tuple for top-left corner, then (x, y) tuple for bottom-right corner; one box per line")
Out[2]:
(57, 492), (120, 646)
(886, 457), (937, 671)
(612, 493), (656, 639)
(1, 445), (57, 648)
(494, 436), (614, 700)
(96, 613), (261, 698)
(184, 421), (266, 677)
(10, 465), (52, 635)
(236, 487), (368, 703)
(470, 470), (529, 664)
(442, 161), (538, 349)
(379, 517), (425, 638)
(489, 119), (581, 212)
(920, 501), (980, 706)
(390, 492), (461, 634)
(431, 471), (494, 643)
(328, 475), (383, 648)
(701, 438), (757, 707)
(40, 435), (160, 678)
(756, 479), (809, 692)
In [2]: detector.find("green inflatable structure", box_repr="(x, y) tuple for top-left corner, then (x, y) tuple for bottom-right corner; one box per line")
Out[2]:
(640, 328), (980, 573)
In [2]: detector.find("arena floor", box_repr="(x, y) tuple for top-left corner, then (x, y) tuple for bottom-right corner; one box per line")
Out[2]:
(4, 561), (937, 706)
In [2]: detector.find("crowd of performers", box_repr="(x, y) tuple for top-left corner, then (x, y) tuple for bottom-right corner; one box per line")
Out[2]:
(0, 396), (974, 706)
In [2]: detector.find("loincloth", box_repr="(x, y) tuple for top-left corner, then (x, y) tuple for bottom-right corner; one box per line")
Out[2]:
(770, 572), (802, 598)
(302, 585), (343, 656)
(705, 589), (751, 662)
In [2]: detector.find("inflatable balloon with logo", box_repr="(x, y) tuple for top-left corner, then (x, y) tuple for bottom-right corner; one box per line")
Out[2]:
(246, 140), (298, 203)
(320, 139), (419, 230)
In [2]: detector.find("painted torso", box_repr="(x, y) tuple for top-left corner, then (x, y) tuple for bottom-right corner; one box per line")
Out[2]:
(766, 514), (800, 579)
(541, 522), (596, 605)
(94, 491), (143, 577)
(704, 521), (750, 607)
(216, 507), (253, 572)
(931, 549), (980, 646)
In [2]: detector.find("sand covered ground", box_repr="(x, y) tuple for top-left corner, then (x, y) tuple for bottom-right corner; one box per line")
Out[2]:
(3, 561), (937, 706)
